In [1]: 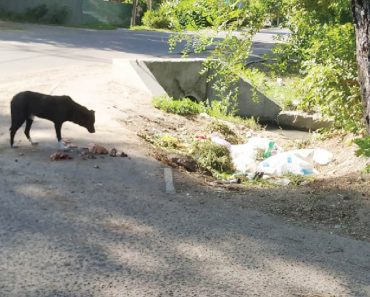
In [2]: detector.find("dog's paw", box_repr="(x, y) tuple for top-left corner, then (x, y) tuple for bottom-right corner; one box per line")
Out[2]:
(58, 141), (69, 151)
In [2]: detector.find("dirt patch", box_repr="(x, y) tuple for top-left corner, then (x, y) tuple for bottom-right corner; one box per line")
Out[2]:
(123, 107), (370, 242)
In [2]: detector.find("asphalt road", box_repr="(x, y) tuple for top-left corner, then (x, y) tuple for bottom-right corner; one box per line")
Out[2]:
(0, 22), (369, 297)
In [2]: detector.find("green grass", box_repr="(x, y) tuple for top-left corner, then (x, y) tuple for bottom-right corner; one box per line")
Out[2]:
(241, 68), (301, 110)
(152, 95), (261, 130)
(79, 23), (122, 30)
(354, 136), (370, 157)
(152, 96), (205, 116)
(130, 25), (171, 32)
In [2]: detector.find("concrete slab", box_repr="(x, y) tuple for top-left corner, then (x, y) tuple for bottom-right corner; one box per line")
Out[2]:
(114, 58), (282, 123)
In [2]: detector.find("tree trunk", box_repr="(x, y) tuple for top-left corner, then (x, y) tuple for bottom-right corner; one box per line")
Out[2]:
(351, 0), (370, 134)
(131, 0), (138, 26)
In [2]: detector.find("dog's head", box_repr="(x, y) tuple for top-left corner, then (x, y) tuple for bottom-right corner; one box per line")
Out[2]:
(77, 107), (95, 133)
(85, 109), (95, 133)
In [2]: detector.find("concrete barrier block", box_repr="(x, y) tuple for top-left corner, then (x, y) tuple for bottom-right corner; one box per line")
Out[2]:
(277, 111), (334, 131)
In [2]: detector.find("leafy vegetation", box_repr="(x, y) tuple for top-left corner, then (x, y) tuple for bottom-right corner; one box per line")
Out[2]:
(152, 96), (204, 116)
(354, 136), (370, 173)
(142, 7), (172, 29)
(354, 136), (370, 157)
(0, 4), (69, 24)
(144, 0), (366, 134)
(272, 1), (363, 132)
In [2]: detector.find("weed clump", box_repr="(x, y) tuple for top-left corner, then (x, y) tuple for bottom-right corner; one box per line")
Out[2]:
(156, 134), (182, 149)
(190, 140), (234, 176)
(206, 121), (241, 144)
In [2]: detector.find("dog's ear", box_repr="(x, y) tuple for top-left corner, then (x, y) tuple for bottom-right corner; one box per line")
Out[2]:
(90, 110), (95, 114)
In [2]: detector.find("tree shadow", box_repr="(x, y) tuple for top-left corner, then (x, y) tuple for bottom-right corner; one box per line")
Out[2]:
(0, 132), (369, 296)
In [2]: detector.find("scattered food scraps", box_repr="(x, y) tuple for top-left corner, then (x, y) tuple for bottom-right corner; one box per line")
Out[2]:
(50, 151), (72, 161)
(89, 144), (109, 155)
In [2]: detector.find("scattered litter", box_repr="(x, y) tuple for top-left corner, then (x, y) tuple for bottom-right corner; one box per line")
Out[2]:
(110, 148), (117, 157)
(199, 113), (211, 119)
(120, 151), (128, 157)
(50, 151), (72, 161)
(210, 134), (333, 180)
(223, 178), (241, 184)
(269, 178), (291, 186)
(196, 135), (207, 140)
(210, 133), (232, 150)
(211, 134), (283, 177)
(62, 139), (78, 149)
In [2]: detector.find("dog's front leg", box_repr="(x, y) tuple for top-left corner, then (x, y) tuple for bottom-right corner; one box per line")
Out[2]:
(54, 122), (67, 150)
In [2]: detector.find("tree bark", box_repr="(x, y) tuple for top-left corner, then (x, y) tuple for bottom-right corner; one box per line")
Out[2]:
(351, 0), (370, 134)
(131, 0), (138, 26)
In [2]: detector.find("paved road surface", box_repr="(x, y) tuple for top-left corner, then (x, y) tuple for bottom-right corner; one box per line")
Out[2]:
(0, 22), (369, 297)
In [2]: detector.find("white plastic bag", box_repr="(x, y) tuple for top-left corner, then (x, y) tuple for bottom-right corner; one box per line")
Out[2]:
(246, 137), (283, 158)
(230, 144), (258, 174)
(210, 133), (232, 150)
(258, 151), (319, 177)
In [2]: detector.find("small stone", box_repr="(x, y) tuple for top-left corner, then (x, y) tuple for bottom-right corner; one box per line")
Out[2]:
(94, 165), (100, 169)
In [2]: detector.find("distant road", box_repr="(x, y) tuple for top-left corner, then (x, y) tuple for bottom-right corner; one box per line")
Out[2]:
(0, 21), (287, 75)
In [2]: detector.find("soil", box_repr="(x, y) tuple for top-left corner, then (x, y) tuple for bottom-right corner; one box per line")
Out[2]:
(123, 108), (370, 242)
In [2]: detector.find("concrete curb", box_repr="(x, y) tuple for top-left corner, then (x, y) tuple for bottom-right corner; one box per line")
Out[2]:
(113, 58), (331, 131)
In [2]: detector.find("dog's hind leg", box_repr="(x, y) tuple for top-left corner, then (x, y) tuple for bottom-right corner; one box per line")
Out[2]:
(24, 117), (38, 146)
(10, 118), (26, 148)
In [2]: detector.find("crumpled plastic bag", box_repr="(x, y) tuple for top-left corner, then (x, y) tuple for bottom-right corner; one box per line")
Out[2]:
(210, 134), (282, 175)
(210, 133), (333, 177)
(258, 148), (333, 177)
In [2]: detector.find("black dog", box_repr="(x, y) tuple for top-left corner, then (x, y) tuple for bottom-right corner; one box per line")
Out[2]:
(10, 91), (95, 148)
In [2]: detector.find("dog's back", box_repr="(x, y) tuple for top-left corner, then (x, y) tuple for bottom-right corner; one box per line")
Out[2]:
(11, 91), (75, 123)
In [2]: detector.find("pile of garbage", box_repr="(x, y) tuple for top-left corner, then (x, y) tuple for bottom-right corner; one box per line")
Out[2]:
(210, 133), (333, 182)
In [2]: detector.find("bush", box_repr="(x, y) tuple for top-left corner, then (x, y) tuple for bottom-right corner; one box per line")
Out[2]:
(24, 4), (48, 22)
(296, 62), (363, 132)
(142, 8), (171, 29)
(48, 6), (69, 24)
(143, 0), (218, 30)
(0, 4), (69, 24)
